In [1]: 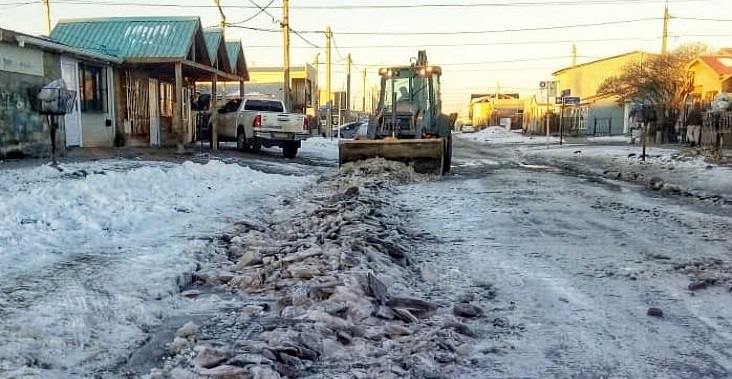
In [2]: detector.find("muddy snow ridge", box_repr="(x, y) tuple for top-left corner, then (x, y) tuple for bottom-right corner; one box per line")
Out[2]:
(141, 158), (513, 379)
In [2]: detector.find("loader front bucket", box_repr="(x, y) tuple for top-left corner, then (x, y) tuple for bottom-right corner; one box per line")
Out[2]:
(338, 138), (445, 175)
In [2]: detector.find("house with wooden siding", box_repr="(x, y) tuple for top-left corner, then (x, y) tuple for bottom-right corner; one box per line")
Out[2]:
(0, 27), (120, 156)
(51, 16), (247, 148)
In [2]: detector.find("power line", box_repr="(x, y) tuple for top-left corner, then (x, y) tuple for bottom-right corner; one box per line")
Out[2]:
(0, 0), (711, 8)
(298, 18), (661, 35)
(229, 0), (321, 49)
(330, 33), (346, 61)
(201, 17), (661, 36)
(675, 16), (732, 22)
(246, 36), (663, 50)
(226, 0), (275, 26)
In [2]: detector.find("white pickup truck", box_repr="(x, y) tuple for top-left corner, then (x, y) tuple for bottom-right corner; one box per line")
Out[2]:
(212, 97), (311, 158)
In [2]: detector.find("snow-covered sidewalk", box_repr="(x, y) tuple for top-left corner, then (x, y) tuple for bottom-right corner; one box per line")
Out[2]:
(0, 156), (319, 377)
(457, 127), (732, 203)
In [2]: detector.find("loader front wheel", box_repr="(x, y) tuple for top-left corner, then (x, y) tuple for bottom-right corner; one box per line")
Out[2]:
(442, 135), (452, 173)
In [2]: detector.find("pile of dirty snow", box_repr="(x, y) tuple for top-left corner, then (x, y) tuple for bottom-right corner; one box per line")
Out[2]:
(142, 159), (514, 378)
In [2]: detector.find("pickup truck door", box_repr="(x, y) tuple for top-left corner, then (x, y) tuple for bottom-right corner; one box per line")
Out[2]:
(216, 98), (242, 138)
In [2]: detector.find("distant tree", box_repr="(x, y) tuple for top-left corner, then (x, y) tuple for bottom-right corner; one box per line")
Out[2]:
(597, 43), (710, 137)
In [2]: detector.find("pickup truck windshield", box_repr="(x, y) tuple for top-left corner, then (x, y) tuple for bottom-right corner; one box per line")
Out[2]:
(244, 99), (285, 113)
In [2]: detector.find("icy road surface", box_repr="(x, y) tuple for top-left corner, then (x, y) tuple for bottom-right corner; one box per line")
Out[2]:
(400, 139), (732, 378)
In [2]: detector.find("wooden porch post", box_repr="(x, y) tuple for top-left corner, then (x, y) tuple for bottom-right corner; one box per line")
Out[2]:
(174, 61), (184, 152)
(211, 74), (219, 150)
(239, 80), (244, 97)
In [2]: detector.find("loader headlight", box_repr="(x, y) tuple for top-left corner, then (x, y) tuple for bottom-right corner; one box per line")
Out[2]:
(379, 68), (396, 78)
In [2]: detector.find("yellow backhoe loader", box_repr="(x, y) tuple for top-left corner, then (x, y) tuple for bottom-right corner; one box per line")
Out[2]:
(338, 51), (452, 175)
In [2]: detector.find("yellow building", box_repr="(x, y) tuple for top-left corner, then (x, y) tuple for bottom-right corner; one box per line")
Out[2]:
(470, 94), (523, 129)
(687, 52), (732, 106)
(550, 51), (653, 135)
(246, 64), (317, 115)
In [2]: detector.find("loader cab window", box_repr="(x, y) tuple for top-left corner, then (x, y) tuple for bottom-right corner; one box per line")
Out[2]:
(383, 76), (411, 110)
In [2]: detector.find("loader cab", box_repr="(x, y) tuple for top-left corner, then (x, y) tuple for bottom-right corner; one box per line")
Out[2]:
(375, 65), (442, 139)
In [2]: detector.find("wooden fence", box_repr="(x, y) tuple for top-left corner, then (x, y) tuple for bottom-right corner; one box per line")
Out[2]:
(700, 111), (732, 149)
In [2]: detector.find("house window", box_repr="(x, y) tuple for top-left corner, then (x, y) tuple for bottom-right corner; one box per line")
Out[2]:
(159, 82), (173, 117)
(78, 64), (108, 112)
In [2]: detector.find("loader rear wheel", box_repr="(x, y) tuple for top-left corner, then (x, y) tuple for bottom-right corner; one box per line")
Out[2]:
(442, 135), (452, 173)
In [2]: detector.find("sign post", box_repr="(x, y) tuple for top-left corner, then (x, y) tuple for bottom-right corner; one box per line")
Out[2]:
(540, 81), (556, 144)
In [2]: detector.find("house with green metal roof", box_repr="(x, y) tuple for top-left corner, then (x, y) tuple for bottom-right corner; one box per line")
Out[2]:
(50, 16), (248, 149)
(226, 41), (249, 81)
(203, 28), (231, 74)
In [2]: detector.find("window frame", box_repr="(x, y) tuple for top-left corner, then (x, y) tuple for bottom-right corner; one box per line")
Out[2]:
(78, 63), (108, 113)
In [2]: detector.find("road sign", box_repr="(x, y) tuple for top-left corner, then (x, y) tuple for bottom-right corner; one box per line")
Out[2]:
(564, 96), (580, 105)
(560, 89), (571, 97)
(555, 96), (581, 105)
(540, 81), (547, 88)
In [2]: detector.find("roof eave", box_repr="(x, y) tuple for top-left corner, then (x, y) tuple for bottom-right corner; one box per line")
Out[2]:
(16, 34), (122, 64)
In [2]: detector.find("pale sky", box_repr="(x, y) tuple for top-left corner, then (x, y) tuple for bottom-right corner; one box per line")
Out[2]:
(1, 0), (730, 112)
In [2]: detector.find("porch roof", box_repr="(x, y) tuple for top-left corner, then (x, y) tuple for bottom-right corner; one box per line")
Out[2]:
(51, 17), (207, 61)
(124, 59), (243, 82)
(226, 41), (249, 81)
(50, 16), (245, 82)
(6, 30), (123, 65)
(203, 28), (223, 65)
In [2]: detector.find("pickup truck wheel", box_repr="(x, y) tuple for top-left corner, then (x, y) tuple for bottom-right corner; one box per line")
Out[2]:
(282, 142), (299, 159)
(237, 128), (249, 151)
(248, 137), (262, 152)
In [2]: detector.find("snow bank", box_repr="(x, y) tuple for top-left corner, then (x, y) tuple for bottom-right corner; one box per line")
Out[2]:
(458, 126), (558, 144)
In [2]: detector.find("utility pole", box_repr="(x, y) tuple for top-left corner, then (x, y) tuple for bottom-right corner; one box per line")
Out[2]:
(42, 0), (51, 35)
(346, 53), (352, 123)
(326, 27), (333, 137)
(661, 2), (669, 55)
(215, 0), (226, 101)
(313, 53), (319, 111)
(215, 0), (226, 32)
(282, 0), (291, 111)
(362, 69), (367, 112)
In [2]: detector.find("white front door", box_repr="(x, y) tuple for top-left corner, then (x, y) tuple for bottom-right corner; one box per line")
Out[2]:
(149, 79), (160, 146)
(61, 58), (82, 147)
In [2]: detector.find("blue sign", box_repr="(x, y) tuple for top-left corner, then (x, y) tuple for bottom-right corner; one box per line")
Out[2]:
(564, 96), (580, 105)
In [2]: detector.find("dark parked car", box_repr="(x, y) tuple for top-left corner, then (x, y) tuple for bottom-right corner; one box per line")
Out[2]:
(331, 121), (366, 139)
